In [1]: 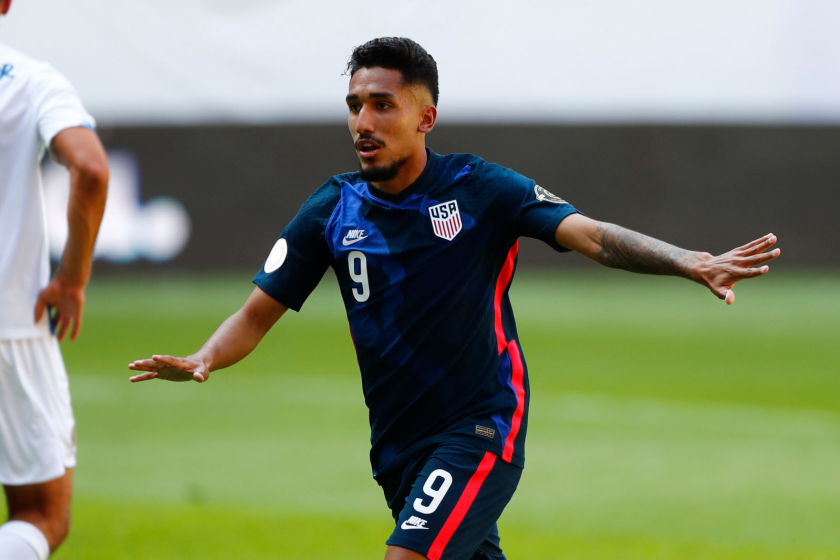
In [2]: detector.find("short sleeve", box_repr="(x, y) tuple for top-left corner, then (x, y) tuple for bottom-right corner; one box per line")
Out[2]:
(252, 183), (339, 312)
(486, 164), (581, 252)
(31, 63), (96, 148)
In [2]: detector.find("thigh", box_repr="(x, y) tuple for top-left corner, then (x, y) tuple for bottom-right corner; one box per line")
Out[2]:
(0, 338), (76, 486)
(4, 468), (73, 519)
(386, 443), (521, 560)
(4, 468), (74, 551)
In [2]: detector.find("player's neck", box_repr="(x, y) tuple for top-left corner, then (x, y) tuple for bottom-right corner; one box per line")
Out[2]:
(370, 146), (429, 196)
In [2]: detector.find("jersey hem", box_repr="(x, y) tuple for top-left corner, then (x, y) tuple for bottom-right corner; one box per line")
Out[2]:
(373, 432), (524, 480)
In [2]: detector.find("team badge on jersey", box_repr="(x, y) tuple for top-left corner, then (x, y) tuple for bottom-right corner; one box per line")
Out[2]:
(428, 200), (462, 241)
(534, 185), (566, 204)
(0, 64), (15, 81)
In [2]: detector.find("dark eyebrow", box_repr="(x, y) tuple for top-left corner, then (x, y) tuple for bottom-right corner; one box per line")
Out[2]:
(345, 92), (397, 103)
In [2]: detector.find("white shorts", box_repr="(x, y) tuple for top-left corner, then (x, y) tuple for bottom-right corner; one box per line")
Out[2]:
(0, 336), (76, 485)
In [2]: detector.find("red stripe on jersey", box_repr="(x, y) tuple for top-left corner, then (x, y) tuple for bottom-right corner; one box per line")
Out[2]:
(455, 213), (462, 232)
(502, 340), (525, 462)
(445, 219), (453, 239)
(434, 220), (440, 236)
(426, 451), (497, 560)
(494, 241), (519, 354)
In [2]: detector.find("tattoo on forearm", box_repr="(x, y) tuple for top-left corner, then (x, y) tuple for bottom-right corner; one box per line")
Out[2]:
(596, 223), (698, 278)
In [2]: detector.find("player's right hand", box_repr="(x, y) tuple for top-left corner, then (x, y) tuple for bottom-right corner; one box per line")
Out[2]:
(35, 277), (86, 342)
(128, 355), (209, 383)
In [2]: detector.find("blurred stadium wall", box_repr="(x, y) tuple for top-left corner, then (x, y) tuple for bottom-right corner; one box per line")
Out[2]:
(4, 0), (839, 270)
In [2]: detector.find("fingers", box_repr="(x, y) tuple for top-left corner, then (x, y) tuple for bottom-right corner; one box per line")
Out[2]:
(707, 234), (779, 305)
(738, 234), (777, 256)
(129, 371), (159, 383)
(737, 233), (775, 253)
(34, 292), (47, 323)
(55, 312), (81, 343)
(740, 265), (770, 279)
(70, 315), (82, 342)
(152, 355), (193, 370)
(743, 248), (781, 266)
(56, 315), (69, 342)
(128, 359), (167, 371)
(129, 356), (207, 383)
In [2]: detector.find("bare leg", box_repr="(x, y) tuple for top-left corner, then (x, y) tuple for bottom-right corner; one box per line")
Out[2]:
(384, 545), (429, 560)
(3, 468), (73, 553)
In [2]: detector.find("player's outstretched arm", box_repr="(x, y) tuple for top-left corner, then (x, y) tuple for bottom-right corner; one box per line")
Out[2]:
(34, 127), (109, 341)
(128, 287), (287, 383)
(554, 214), (780, 304)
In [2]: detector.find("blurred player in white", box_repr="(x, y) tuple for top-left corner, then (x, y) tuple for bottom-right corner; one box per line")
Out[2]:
(0, 1), (108, 558)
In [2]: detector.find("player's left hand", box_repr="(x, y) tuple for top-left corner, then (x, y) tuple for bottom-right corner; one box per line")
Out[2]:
(34, 277), (86, 342)
(692, 233), (780, 305)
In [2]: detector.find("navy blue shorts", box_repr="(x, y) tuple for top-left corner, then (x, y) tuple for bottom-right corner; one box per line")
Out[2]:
(378, 442), (522, 560)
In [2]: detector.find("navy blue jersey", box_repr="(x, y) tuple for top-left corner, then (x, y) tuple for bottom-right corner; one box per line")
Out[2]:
(254, 149), (580, 477)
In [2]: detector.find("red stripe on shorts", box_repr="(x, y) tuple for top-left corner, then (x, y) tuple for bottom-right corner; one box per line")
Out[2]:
(426, 451), (498, 560)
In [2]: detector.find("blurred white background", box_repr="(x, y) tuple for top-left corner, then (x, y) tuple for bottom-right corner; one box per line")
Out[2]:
(2, 0), (839, 125)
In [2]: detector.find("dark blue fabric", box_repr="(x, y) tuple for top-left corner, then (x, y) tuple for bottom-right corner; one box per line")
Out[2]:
(253, 149), (580, 476)
(381, 442), (520, 560)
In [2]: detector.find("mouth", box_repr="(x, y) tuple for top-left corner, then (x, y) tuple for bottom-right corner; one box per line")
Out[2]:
(355, 138), (383, 159)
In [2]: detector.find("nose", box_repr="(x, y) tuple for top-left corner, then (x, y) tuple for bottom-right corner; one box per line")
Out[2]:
(355, 105), (375, 135)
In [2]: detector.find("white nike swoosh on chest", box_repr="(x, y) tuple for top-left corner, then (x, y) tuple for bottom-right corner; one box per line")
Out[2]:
(342, 235), (369, 246)
(400, 522), (429, 530)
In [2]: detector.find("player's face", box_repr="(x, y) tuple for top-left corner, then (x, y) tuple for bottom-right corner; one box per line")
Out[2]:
(346, 67), (435, 183)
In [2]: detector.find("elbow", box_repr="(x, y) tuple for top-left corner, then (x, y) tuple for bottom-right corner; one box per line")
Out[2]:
(76, 158), (109, 189)
(71, 157), (109, 200)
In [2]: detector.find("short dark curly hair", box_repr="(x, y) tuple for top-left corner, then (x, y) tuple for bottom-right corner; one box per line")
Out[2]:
(346, 37), (439, 106)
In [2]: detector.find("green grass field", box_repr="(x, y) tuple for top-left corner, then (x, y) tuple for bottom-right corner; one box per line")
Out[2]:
(3, 270), (839, 559)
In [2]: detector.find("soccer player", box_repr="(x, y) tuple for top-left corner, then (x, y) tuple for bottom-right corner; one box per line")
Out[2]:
(0, 1), (109, 558)
(129, 38), (779, 560)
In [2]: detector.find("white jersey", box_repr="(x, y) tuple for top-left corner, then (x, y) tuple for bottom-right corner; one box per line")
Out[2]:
(0, 42), (95, 339)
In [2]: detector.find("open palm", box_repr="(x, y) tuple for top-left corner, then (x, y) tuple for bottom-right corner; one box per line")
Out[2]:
(128, 355), (209, 383)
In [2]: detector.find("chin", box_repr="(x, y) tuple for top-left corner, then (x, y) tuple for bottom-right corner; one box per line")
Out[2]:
(359, 160), (404, 183)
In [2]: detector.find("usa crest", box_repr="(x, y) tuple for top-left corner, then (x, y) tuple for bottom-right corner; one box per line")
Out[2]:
(429, 200), (462, 241)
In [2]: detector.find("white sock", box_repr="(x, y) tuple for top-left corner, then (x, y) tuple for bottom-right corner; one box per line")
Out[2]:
(0, 521), (50, 560)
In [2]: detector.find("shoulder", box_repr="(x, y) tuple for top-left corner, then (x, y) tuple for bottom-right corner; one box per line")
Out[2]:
(433, 152), (487, 182)
(0, 42), (40, 72)
(292, 173), (357, 231)
(302, 172), (358, 211)
(0, 44), (71, 90)
(481, 161), (533, 187)
(435, 151), (532, 187)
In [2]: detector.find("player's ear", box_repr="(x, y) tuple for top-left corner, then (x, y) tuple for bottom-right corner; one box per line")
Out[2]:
(418, 105), (437, 134)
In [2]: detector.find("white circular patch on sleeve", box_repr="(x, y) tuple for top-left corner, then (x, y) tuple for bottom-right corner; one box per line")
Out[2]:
(264, 238), (288, 273)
